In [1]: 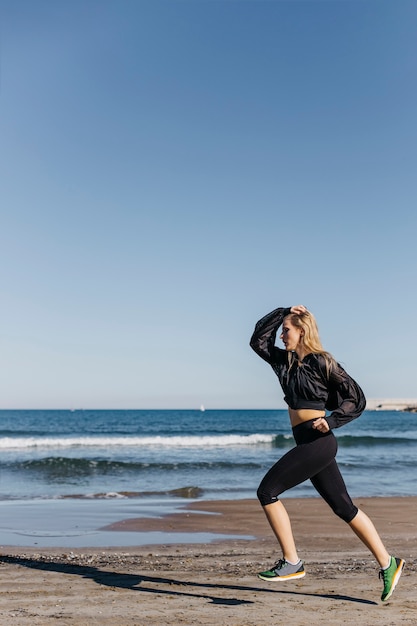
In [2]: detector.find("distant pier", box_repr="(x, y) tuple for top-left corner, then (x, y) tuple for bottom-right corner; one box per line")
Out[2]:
(366, 398), (417, 413)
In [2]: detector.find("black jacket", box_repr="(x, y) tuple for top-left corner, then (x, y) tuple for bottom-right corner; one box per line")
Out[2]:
(250, 307), (366, 429)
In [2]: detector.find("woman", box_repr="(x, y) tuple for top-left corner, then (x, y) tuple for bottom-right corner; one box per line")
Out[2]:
(250, 304), (404, 602)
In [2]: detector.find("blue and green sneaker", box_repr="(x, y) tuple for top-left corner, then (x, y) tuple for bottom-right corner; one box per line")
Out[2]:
(379, 556), (405, 601)
(258, 558), (305, 581)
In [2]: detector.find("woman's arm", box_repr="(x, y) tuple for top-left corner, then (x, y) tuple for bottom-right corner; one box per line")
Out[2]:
(325, 365), (366, 429)
(249, 306), (291, 364)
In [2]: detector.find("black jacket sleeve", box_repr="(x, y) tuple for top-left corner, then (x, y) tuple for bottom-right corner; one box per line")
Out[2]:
(325, 363), (366, 429)
(249, 307), (291, 364)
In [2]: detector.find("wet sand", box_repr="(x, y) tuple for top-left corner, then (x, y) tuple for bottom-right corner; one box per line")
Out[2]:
(0, 497), (415, 624)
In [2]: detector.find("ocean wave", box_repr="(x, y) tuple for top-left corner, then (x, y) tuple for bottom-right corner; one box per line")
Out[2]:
(59, 486), (205, 499)
(0, 431), (414, 450)
(0, 486), (206, 501)
(0, 433), (285, 450)
(337, 434), (417, 446)
(11, 457), (262, 472)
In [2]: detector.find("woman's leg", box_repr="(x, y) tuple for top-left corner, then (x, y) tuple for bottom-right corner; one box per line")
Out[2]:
(257, 431), (338, 563)
(349, 509), (390, 568)
(263, 500), (299, 563)
(310, 461), (390, 568)
(309, 465), (404, 601)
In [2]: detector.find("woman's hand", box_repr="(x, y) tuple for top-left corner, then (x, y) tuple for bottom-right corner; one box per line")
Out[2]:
(312, 417), (330, 433)
(290, 305), (309, 315)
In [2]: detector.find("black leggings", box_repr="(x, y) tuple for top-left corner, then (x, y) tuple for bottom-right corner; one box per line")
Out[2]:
(257, 419), (358, 523)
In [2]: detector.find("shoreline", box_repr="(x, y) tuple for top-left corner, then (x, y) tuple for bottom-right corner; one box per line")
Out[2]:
(0, 494), (416, 549)
(101, 495), (417, 545)
(0, 497), (415, 624)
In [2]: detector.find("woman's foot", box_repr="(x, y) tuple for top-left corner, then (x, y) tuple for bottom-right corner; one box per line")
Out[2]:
(258, 558), (305, 581)
(379, 556), (405, 601)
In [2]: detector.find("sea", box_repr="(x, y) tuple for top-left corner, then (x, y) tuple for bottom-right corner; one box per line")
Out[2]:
(0, 409), (416, 548)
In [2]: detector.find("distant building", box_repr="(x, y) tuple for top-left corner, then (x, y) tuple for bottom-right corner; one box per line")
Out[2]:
(366, 398), (417, 412)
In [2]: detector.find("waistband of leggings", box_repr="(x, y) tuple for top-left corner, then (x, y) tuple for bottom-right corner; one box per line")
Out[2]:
(291, 419), (318, 435)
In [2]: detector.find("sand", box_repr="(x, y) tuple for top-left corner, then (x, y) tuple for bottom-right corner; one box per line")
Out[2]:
(0, 497), (415, 625)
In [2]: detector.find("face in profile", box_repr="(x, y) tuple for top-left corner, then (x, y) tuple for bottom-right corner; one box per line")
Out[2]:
(280, 317), (303, 352)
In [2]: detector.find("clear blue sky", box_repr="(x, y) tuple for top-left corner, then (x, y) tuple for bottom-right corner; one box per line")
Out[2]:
(0, 0), (416, 409)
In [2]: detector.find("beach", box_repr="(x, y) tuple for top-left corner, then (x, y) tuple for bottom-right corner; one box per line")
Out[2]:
(0, 496), (415, 625)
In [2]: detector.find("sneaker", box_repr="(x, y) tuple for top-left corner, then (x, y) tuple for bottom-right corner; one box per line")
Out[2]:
(379, 556), (405, 601)
(258, 558), (305, 581)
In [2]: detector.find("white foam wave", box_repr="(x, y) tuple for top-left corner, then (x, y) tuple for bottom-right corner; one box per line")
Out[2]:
(0, 433), (278, 450)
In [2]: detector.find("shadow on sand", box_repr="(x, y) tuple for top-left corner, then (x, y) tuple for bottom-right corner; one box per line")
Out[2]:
(1, 555), (377, 607)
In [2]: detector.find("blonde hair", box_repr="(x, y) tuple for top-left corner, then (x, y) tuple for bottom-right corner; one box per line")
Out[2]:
(285, 310), (336, 376)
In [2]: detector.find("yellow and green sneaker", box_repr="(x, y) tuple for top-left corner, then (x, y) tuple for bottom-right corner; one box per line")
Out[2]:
(379, 556), (405, 601)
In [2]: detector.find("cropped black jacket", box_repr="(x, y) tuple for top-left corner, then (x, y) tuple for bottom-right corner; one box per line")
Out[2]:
(249, 307), (366, 429)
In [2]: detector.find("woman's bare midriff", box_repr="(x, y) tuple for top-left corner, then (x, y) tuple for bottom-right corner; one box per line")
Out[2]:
(289, 408), (326, 427)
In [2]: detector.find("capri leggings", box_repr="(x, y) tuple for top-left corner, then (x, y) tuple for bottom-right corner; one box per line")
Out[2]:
(257, 419), (358, 523)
